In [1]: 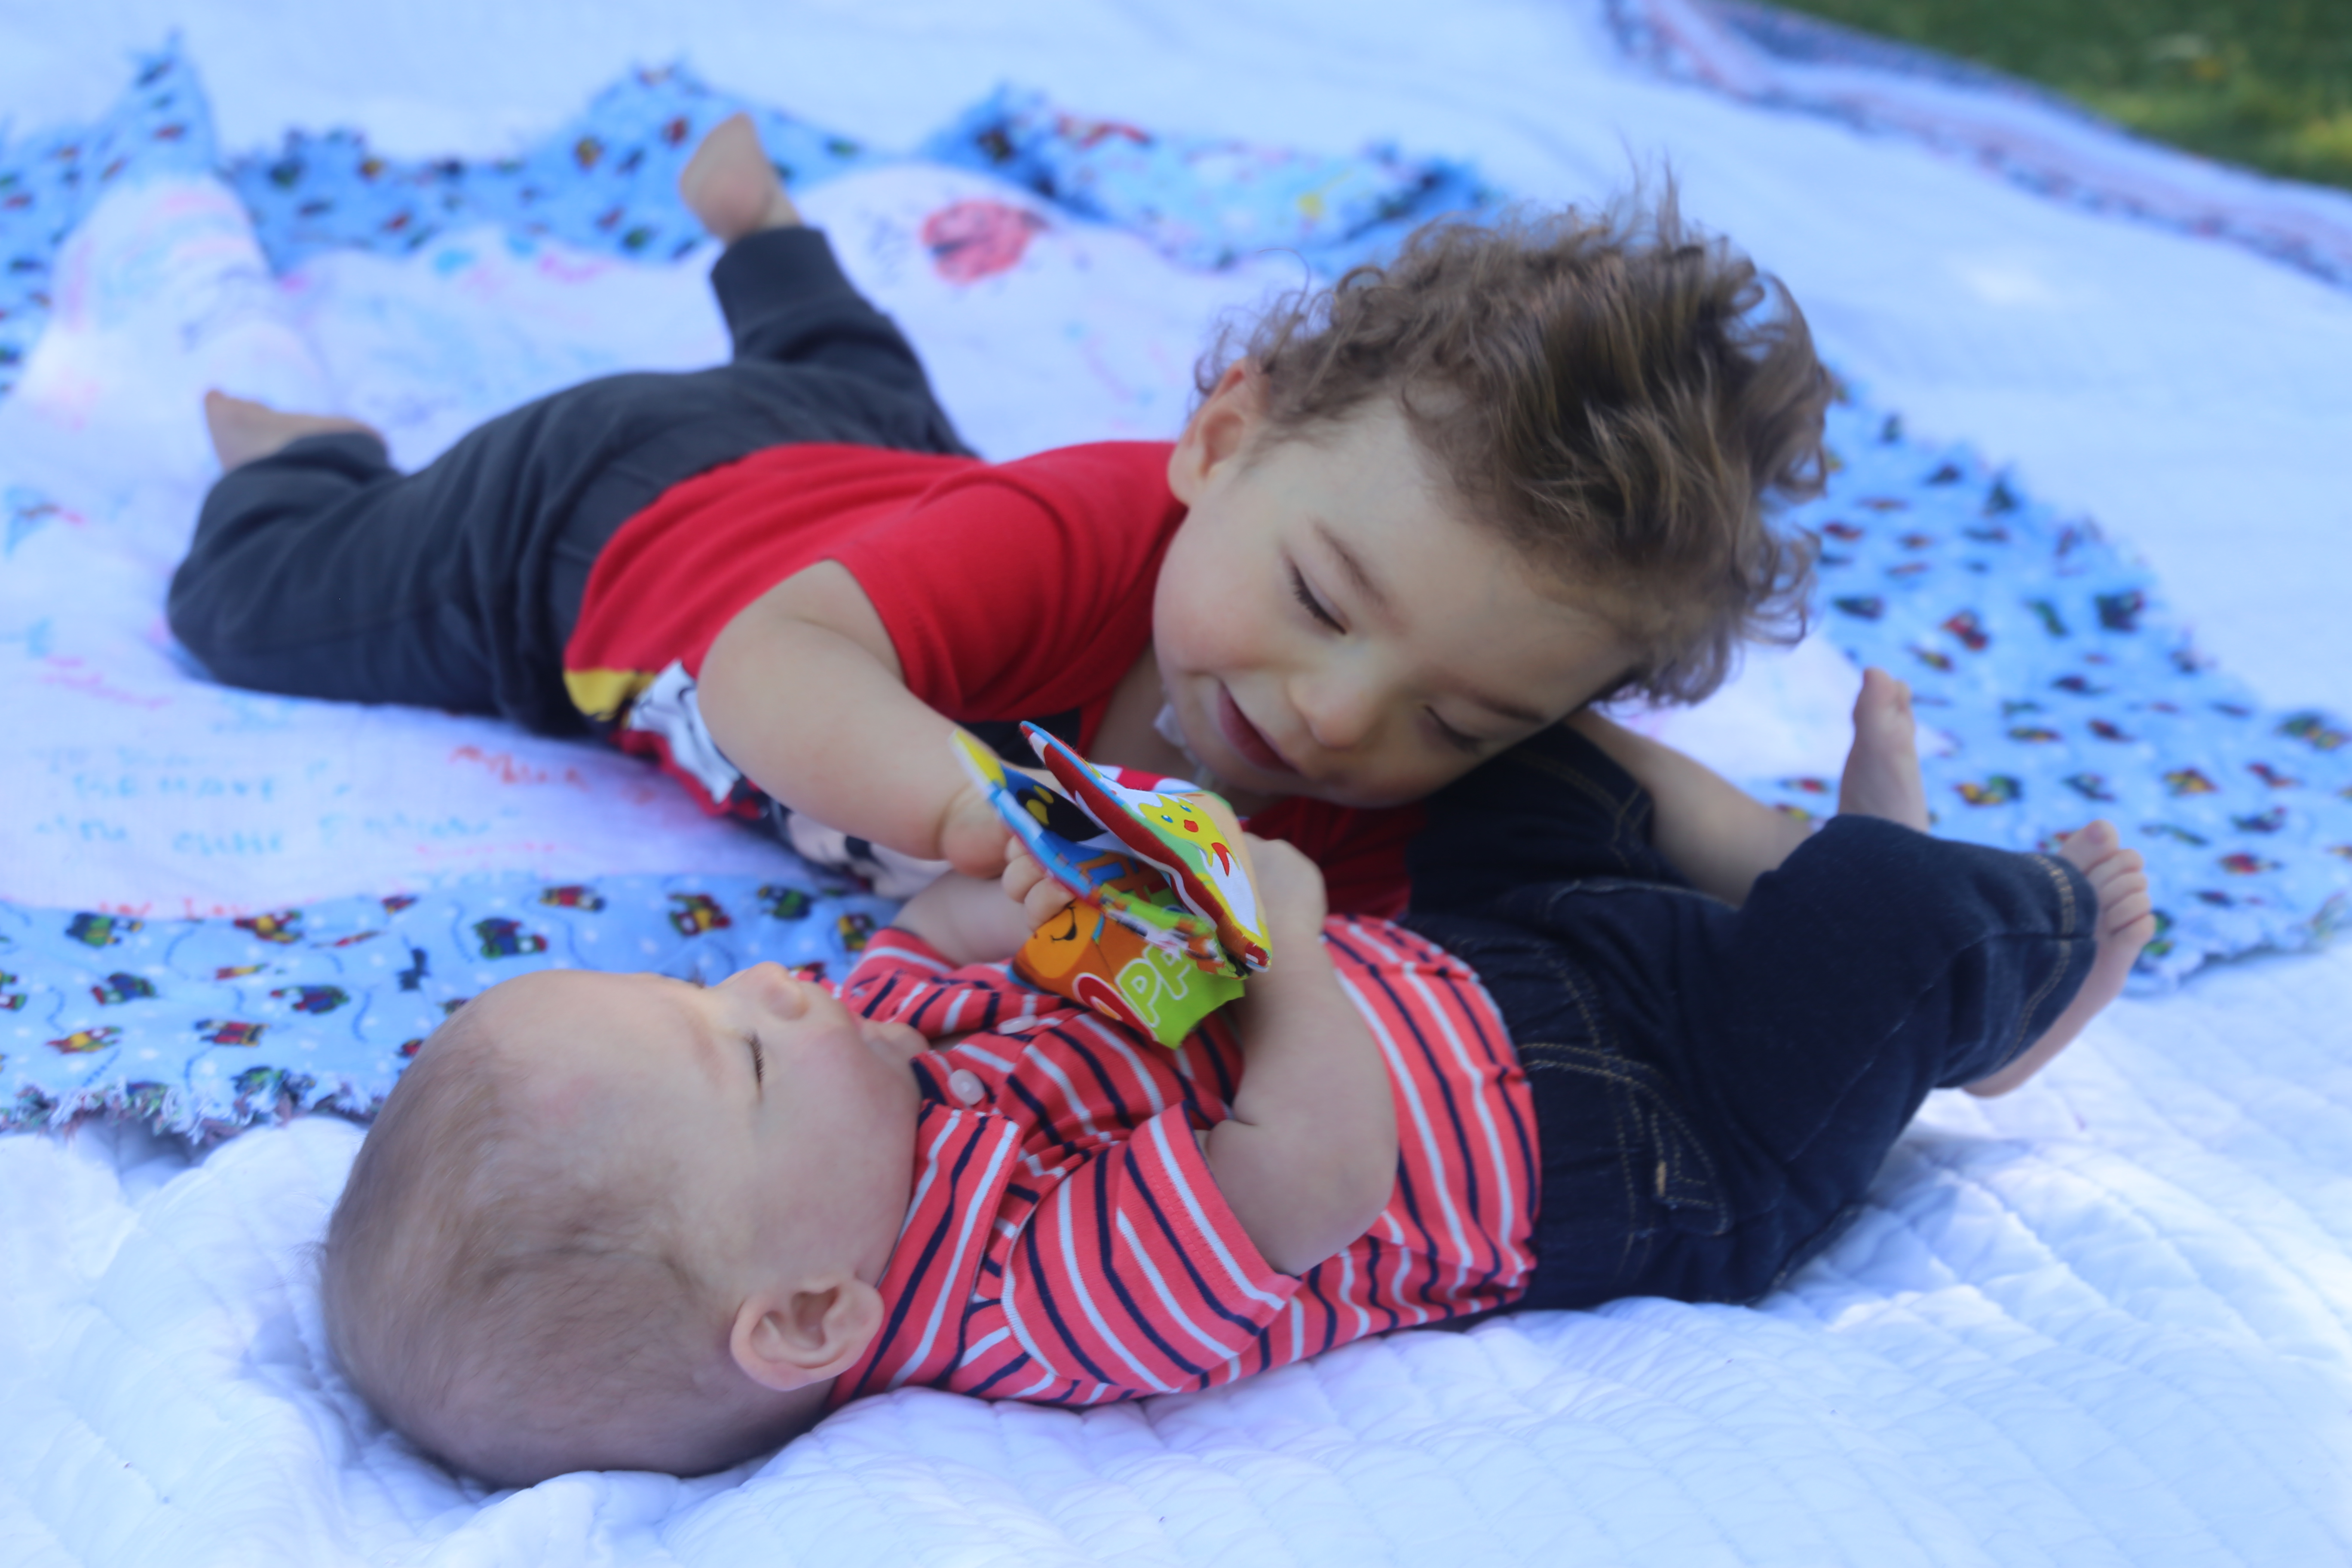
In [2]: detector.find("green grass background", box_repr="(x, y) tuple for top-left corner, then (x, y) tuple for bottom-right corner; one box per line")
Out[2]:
(1768, 0), (2352, 191)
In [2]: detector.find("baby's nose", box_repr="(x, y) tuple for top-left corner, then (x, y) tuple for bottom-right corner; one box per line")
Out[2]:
(735, 961), (824, 1017)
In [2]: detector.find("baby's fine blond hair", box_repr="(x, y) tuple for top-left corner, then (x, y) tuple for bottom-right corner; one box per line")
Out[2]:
(321, 987), (784, 1485)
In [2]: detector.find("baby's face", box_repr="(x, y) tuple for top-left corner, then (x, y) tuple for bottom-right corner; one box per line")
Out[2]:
(491, 965), (922, 1284)
(1157, 379), (1628, 809)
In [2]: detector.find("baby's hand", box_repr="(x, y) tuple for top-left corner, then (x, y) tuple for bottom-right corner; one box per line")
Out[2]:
(1241, 834), (1328, 943)
(855, 1014), (928, 1065)
(1002, 845), (1081, 929)
(938, 782), (1016, 878)
(892, 852), (1036, 967)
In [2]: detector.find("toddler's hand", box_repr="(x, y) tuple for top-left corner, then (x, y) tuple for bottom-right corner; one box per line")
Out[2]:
(938, 782), (1015, 878)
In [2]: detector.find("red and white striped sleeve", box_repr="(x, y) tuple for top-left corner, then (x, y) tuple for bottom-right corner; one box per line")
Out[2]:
(995, 1105), (1298, 1401)
(842, 928), (1057, 1036)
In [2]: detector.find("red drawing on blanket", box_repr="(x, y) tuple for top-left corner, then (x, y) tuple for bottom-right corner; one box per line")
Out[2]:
(40, 656), (168, 710)
(922, 200), (1046, 284)
(450, 745), (586, 787)
(1056, 113), (1151, 150)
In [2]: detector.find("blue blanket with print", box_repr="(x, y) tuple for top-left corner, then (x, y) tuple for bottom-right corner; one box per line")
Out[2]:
(0, 46), (2344, 1139)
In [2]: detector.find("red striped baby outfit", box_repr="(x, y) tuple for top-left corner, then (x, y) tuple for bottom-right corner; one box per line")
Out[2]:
(829, 916), (1538, 1408)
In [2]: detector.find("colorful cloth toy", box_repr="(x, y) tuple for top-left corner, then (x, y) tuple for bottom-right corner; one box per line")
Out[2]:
(951, 726), (1265, 1045)
(1010, 873), (1246, 1050)
(1022, 725), (1271, 974)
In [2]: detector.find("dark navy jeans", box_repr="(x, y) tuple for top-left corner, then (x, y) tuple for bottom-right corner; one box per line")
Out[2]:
(1406, 724), (2097, 1310)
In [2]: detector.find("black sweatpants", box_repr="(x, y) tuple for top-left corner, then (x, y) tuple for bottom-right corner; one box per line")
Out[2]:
(167, 227), (970, 736)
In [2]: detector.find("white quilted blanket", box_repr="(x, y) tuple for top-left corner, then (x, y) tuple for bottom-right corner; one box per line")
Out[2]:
(3, 1), (2349, 1563)
(8, 944), (2349, 1564)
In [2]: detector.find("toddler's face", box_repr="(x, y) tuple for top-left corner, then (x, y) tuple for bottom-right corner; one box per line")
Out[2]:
(1156, 378), (1627, 809)
(494, 964), (922, 1281)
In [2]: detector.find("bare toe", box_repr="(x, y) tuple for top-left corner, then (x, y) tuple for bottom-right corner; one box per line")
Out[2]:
(1838, 667), (1930, 831)
(1967, 824), (2153, 1096)
(2093, 854), (2156, 945)
(2058, 819), (2121, 871)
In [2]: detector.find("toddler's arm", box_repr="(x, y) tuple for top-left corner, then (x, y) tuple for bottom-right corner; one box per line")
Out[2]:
(1199, 839), (1398, 1275)
(698, 561), (1011, 876)
(1565, 709), (1811, 906)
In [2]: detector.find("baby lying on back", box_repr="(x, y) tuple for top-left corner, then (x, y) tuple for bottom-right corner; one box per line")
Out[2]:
(322, 682), (2153, 1486)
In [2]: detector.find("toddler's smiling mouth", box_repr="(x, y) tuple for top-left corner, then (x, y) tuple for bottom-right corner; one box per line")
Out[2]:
(1216, 686), (1297, 776)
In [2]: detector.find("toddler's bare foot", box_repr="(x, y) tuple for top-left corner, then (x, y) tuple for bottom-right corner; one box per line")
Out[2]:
(204, 391), (378, 470)
(679, 112), (800, 243)
(1838, 667), (1930, 831)
(1965, 820), (2156, 1096)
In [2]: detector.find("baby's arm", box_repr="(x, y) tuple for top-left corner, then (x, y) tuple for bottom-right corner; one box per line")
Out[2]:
(1565, 709), (1811, 906)
(698, 561), (1010, 876)
(911, 838), (1398, 1274)
(889, 858), (1042, 968)
(1200, 839), (1398, 1275)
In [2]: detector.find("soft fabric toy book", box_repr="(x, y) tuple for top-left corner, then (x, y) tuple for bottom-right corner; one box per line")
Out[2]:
(951, 724), (1270, 1045)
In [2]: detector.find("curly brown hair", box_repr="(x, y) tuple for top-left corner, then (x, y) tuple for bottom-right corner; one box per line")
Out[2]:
(1204, 188), (1829, 705)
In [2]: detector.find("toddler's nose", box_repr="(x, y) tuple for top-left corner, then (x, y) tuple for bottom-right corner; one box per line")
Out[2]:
(1293, 671), (1382, 752)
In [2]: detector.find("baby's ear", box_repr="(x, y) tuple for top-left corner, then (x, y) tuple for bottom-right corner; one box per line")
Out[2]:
(729, 1275), (885, 1392)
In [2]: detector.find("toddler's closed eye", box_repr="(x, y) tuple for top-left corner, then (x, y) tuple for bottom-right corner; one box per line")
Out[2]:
(1290, 566), (1344, 632)
(1428, 711), (1484, 755)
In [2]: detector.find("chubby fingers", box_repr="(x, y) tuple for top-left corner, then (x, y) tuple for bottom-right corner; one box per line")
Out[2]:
(857, 1015), (930, 1061)
(1001, 846), (1080, 926)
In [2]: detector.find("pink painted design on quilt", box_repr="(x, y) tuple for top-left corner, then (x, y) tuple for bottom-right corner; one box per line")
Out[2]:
(40, 657), (168, 709)
(921, 200), (1046, 284)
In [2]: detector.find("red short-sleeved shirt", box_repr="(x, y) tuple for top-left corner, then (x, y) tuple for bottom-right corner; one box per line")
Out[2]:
(562, 441), (1418, 915)
(565, 441), (1182, 747)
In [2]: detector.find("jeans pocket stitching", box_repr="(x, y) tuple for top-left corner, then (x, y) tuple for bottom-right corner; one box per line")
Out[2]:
(1523, 1038), (1732, 1241)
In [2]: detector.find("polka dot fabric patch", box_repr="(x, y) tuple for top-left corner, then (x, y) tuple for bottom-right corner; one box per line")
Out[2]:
(0, 872), (896, 1136)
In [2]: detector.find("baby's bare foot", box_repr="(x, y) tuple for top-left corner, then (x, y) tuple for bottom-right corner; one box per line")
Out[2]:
(1838, 667), (1930, 831)
(679, 112), (800, 243)
(1966, 820), (2156, 1096)
(205, 390), (378, 470)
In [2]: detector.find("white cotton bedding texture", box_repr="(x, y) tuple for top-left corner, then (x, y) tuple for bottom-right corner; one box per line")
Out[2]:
(2, 2), (2349, 1564)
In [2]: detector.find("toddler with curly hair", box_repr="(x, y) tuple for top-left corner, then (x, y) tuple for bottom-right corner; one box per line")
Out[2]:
(172, 112), (1832, 910)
